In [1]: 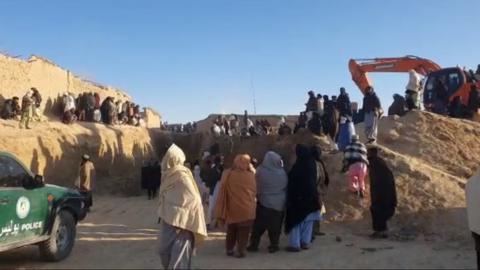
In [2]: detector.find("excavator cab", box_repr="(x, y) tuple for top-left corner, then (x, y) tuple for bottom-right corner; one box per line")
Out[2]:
(423, 67), (469, 112)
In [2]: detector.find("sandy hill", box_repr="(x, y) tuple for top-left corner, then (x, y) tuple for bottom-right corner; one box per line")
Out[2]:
(169, 110), (473, 236)
(0, 118), (159, 195)
(0, 53), (168, 196)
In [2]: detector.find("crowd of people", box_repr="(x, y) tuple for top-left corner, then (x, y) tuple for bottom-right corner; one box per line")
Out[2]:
(156, 142), (397, 269)
(0, 87), (148, 128)
(60, 91), (146, 126)
(1, 88), (44, 129)
(294, 86), (382, 150)
(165, 122), (197, 134)
(210, 112), (282, 137)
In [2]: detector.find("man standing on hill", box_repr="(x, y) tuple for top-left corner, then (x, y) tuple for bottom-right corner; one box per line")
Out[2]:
(405, 69), (422, 111)
(31, 87), (44, 122)
(367, 147), (397, 239)
(19, 90), (33, 129)
(77, 154), (95, 211)
(466, 169), (480, 269)
(362, 87), (382, 144)
(336, 87), (352, 117)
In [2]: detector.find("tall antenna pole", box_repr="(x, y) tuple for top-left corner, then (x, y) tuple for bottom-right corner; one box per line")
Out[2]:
(250, 78), (257, 115)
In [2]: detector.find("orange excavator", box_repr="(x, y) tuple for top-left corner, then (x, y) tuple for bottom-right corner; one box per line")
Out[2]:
(348, 55), (479, 111)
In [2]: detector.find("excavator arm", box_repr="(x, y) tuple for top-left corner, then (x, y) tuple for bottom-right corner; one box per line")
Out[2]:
(349, 55), (442, 94)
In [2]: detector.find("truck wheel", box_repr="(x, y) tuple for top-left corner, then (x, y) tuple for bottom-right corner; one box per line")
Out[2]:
(39, 210), (76, 261)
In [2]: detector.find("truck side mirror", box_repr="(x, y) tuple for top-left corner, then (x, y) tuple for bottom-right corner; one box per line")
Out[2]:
(34, 174), (44, 185)
(23, 174), (44, 189)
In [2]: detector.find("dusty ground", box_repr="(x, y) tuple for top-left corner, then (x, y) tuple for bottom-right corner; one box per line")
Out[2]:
(0, 196), (476, 269)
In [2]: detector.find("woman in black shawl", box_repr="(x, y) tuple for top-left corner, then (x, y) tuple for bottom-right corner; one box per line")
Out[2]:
(285, 144), (321, 252)
(367, 147), (397, 238)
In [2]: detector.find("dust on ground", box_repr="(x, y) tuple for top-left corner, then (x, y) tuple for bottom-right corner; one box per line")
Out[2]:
(0, 196), (475, 269)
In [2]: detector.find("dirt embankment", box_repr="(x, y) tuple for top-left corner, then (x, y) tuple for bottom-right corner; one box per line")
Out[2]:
(170, 111), (473, 236)
(0, 119), (160, 195)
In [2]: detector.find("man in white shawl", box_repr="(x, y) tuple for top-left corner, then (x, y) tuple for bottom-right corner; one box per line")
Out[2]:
(466, 169), (480, 269)
(157, 144), (208, 269)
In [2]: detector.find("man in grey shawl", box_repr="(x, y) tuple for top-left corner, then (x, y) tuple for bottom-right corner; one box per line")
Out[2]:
(247, 151), (288, 253)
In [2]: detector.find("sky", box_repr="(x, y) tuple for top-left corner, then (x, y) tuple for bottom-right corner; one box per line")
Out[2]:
(0, 0), (479, 123)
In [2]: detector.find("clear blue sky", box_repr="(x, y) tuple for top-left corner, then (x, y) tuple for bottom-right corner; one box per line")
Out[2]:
(0, 0), (479, 123)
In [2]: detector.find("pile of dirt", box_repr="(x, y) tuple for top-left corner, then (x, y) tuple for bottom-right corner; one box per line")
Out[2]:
(171, 111), (474, 235)
(0, 119), (158, 195)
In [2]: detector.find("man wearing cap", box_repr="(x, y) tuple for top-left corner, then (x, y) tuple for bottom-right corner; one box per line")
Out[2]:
(343, 134), (369, 198)
(77, 154), (95, 211)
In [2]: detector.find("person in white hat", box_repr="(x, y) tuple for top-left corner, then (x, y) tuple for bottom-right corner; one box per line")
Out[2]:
(77, 154), (95, 211)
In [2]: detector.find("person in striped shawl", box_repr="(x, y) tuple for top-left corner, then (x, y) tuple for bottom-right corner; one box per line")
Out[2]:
(343, 134), (369, 198)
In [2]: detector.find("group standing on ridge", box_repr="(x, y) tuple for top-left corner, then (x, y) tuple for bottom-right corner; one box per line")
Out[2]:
(1, 87), (149, 128)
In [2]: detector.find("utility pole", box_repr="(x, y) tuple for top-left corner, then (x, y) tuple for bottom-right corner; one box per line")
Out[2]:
(250, 78), (257, 115)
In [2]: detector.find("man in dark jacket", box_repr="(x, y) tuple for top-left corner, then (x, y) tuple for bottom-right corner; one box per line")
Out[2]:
(294, 112), (307, 134)
(367, 147), (397, 239)
(323, 97), (339, 146)
(466, 85), (480, 118)
(1, 98), (20, 120)
(448, 96), (466, 119)
(305, 91), (318, 112)
(311, 146), (329, 238)
(362, 87), (382, 144)
(388, 94), (407, 117)
(86, 92), (96, 121)
(336, 87), (352, 117)
(205, 155), (224, 229)
(307, 112), (322, 136)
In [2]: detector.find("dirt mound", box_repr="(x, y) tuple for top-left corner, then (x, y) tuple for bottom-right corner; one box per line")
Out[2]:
(171, 111), (473, 235)
(0, 119), (158, 195)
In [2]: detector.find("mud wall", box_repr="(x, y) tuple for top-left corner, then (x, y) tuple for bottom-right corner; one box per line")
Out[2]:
(0, 121), (159, 195)
(0, 54), (129, 113)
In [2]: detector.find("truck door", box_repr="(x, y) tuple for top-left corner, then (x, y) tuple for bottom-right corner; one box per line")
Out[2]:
(0, 155), (48, 248)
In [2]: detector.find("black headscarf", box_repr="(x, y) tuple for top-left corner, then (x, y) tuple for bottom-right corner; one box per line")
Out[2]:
(285, 144), (320, 233)
(368, 148), (397, 212)
(311, 145), (330, 187)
